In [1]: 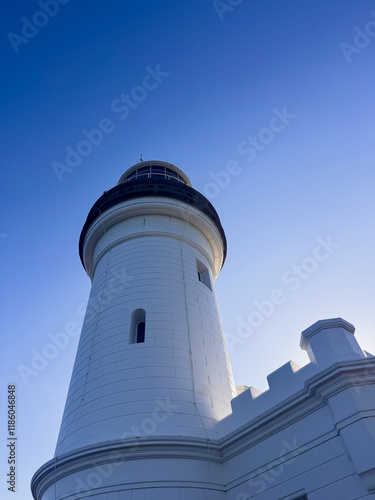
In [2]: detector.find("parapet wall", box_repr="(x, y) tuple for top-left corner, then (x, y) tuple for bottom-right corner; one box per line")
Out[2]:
(218, 318), (372, 436)
(217, 318), (375, 499)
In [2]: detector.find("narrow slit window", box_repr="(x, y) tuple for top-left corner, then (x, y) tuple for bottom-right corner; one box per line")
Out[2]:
(130, 309), (146, 344)
(136, 321), (145, 343)
(196, 259), (212, 291)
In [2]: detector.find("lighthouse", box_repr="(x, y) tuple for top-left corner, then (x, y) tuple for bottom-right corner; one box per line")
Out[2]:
(32, 160), (237, 499)
(32, 160), (375, 500)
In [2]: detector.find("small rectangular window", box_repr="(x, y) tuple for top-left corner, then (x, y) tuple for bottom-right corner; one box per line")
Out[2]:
(130, 309), (146, 344)
(196, 259), (212, 291)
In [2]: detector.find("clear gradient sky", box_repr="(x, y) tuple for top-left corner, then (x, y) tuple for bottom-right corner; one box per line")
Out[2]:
(1, 1), (375, 498)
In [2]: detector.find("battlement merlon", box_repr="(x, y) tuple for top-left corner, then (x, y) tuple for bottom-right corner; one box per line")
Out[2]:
(300, 317), (368, 367)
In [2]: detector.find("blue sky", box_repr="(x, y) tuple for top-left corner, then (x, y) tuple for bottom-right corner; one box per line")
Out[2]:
(1, 1), (375, 498)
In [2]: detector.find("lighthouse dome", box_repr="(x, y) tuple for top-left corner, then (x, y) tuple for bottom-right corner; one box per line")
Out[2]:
(118, 160), (192, 186)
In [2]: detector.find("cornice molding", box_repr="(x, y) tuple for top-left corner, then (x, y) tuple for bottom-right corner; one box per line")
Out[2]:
(81, 197), (225, 279)
(217, 359), (375, 460)
(31, 436), (221, 499)
(79, 179), (227, 275)
(300, 318), (355, 349)
(32, 359), (375, 499)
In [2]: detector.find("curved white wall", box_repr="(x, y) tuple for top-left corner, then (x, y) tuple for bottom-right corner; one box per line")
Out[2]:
(55, 198), (236, 457)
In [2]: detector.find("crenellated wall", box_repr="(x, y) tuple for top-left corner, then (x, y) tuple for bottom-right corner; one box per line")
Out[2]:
(217, 318), (375, 500)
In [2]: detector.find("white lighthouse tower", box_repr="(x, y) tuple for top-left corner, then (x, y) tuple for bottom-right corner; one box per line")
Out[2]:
(32, 160), (237, 499)
(32, 160), (375, 499)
